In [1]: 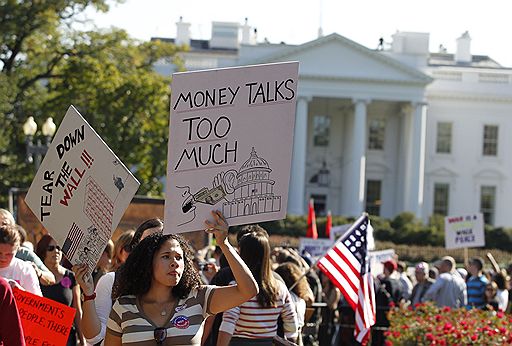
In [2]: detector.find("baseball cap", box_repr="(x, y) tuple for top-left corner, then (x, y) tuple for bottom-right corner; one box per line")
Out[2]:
(382, 259), (397, 273)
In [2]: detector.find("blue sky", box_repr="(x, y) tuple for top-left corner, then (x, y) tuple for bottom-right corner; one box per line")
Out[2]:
(84, 0), (512, 67)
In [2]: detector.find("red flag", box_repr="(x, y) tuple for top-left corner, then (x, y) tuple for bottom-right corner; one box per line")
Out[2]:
(317, 214), (376, 345)
(306, 199), (318, 239)
(325, 210), (332, 238)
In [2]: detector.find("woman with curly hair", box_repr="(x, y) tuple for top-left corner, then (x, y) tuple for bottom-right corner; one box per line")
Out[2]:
(105, 211), (258, 345)
(73, 218), (163, 345)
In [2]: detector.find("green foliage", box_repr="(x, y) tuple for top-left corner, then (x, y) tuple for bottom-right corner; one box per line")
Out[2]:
(0, 0), (183, 205)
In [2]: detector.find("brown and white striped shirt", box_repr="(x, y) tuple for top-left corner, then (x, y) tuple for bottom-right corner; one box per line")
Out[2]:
(107, 285), (216, 345)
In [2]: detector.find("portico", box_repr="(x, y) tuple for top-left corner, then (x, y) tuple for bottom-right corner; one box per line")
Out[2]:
(263, 34), (432, 218)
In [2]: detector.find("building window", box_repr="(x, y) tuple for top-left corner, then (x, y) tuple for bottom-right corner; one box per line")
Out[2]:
(436, 122), (452, 154)
(313, 115), (330, 147)
(483, 125), (498, 156)
(368, 119), (385, 150)
(309, 161), (330, 187)
(311, 194), (327, 216)
(433, 183), (449, 216)
(480, 185), (496, 225)
(365, 180), (382, 216)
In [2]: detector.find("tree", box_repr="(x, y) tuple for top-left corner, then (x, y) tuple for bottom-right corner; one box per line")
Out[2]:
(0, 0), (183, 205)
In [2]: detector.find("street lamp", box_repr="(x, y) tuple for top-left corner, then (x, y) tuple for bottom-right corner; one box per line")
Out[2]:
(23, 116), (56, 170)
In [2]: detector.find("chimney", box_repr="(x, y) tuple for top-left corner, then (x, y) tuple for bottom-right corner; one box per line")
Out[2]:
(176, 16), (191, 46)
(241, 18), (255, 45)
(455, 31), (471, 63)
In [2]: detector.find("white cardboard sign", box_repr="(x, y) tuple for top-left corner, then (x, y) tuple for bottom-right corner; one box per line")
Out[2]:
(165, 62), (299, 233)
(444, 213), (485, 249)
(298, 238), (335, 258)
(25, 106), (139, 272)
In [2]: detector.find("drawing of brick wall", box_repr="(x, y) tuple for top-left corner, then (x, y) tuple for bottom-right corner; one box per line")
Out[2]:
(83, 177), (113, 240)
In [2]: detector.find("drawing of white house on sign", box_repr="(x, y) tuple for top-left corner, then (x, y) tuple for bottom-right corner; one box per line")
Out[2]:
(222, 147), (281, 218)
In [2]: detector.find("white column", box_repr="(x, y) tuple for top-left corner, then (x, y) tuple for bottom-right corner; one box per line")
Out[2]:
(288, 96), (311, 215)
(346, 99), (369, 216)
(406, 102), (427, 217)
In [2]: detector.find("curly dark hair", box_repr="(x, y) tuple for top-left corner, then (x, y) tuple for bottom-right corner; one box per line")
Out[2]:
(112, 233), (201, 300)
(127, 218), (163, 253)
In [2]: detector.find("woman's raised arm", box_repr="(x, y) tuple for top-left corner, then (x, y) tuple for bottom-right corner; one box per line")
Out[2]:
(204, 210), (258, 314)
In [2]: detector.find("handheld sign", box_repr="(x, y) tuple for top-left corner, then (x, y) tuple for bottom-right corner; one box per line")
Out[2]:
(444, 213), (485, 249)
(165, 62), (299, 233)
(14, 288), (76, 346)
(25, 106), (139, 272)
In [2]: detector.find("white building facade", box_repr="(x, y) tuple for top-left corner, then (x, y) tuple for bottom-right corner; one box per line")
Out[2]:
(154, 20), (512, 226)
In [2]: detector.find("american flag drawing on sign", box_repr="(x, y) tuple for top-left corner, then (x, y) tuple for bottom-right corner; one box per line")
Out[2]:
(62, 223), (83, 260)
(317, 214), (376, 345)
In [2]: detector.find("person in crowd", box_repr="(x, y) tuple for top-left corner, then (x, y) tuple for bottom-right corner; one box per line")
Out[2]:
(14, 224), (56, 285)
(217, 226), (298, 345)
(111, 230), (134, 272)
(275, 262), (314, 346)
(0, 224), (42, 295)
(423, 256), (466, 308)
(0, 276), (25, 345)
(466, 257), (488, 309)
(203, 225), (278, 346)
(73, 218), (163, 345)
(92, 240), (113, 287)
(0, 209), (55, 285)
(373, 259), (403, 346)
(16, 224), (34, 251)
(318, 270), (341, 346)
(36, 234), (85, 345)
(0, 208), (15, 226)
(493, 269), (509, 311)
(105, 210), (258, 345)
(483, 281), (500, 311)
(429, 267), (439, 281)
(397, 261), (413, 301)
(410, 261), (435, 307)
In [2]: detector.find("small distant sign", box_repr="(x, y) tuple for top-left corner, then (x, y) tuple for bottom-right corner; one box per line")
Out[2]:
(298, 238), (334, 258)
(444, 213), (485, 249)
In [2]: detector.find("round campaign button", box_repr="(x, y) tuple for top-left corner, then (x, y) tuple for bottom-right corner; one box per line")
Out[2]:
(172, 315), (190, 329)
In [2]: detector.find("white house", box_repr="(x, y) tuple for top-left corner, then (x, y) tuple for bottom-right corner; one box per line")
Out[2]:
(153, 19), (512, 226)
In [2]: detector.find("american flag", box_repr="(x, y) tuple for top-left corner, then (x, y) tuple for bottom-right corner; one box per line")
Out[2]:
(62, 222), (83, 260)
(317, 214), (376, 345)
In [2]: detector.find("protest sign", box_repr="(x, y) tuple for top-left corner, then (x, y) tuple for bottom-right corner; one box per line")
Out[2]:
(25, 106), (139, 272)
(444, 213), (485, 249)
(299, 237), (334, 258)
(14, 288), (76, 346)
(329, 223), (351, 241)
(165, 62), (299, 233)
(368, 249), (395, 274)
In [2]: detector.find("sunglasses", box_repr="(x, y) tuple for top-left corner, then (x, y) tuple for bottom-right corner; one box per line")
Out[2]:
(154, 327), (167, 345)
(47, 245), (61, 252)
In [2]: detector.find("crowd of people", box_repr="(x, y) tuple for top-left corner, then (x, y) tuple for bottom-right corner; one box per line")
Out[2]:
(1, 206), (512, 346)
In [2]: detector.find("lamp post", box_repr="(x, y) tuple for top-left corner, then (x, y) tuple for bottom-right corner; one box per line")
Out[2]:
(22, 116), (56, 171)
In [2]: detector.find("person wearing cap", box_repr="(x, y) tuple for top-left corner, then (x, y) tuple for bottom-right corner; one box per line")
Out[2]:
(466, 257), (488, 309)
(423, 256), (466, 308)
(410, 262), (435, 307)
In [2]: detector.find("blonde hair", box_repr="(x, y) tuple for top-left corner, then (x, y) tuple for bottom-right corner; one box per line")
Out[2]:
(0, 209), (15, 226)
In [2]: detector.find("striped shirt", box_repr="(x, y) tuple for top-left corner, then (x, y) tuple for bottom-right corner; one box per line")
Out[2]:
(466, 275), (488, 308)
(107, 285), (216, 345)
(219, 280), (298, 340)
